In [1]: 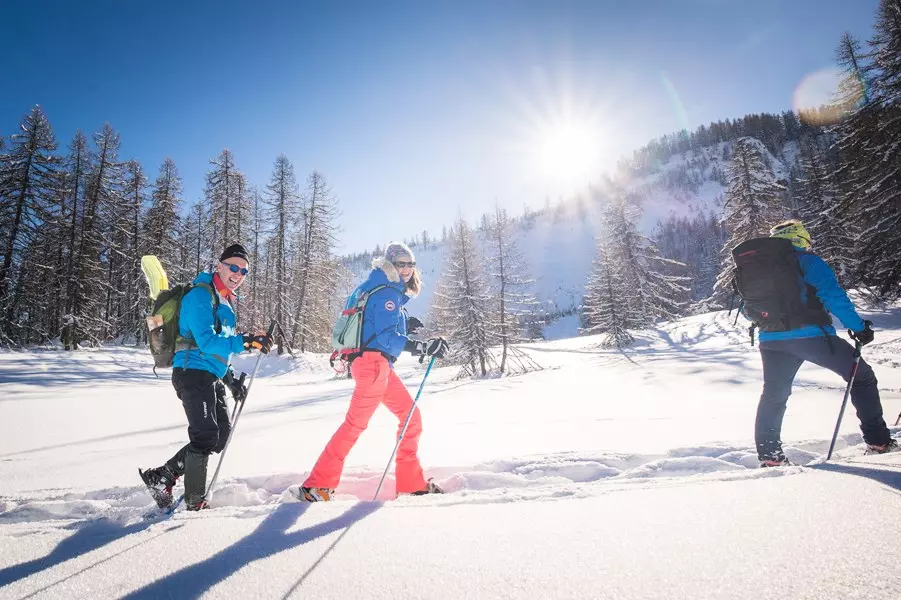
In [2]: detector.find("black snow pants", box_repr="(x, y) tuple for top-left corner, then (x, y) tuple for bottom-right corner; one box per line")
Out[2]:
(755, 335), (890, 460)
(164, 367), (231, 504)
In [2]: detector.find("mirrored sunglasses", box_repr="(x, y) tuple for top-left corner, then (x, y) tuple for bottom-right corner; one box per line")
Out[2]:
(393, 260), (416, 269)
(222, 262), (249, 276)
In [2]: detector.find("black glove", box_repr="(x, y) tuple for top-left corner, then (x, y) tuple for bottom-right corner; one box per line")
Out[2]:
(423, 337), (449, 358)
(406, 316), (424, 334)
(852, 320), (874, 346)
(242, 331), (273, 353)
(404, 338), (424, 356)
(223, 370), (248, 403)
(405, 337), (449, 361)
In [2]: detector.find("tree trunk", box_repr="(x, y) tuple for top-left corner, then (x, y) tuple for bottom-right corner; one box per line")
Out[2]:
(0, 154), (34, 309)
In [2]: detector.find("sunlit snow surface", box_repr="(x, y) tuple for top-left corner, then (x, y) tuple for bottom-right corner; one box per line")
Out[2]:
(2, 308), (900, 599)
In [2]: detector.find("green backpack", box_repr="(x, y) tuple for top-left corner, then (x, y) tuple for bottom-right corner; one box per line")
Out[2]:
(329, 284), (388, 367)
(147, 282), (219, 369)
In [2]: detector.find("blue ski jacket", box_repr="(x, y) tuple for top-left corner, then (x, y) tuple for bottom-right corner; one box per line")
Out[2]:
(758, 249), (866, 342)
(173, 272), (246, 378)
(352, 260), (411, 360)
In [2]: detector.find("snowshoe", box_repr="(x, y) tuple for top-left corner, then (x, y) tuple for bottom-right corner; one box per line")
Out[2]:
(295, 486), (335, 502)
(759, 456), (792, 468)
(408, 478), (445, 496)
(139, 466), (178, 509)
(186, 499), (210, 511)
(865, 439), (900, 455)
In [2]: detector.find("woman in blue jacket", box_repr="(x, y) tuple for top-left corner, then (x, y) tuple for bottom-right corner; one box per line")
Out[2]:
(299, 242), (449, 501)
(756, 221), (898, 466)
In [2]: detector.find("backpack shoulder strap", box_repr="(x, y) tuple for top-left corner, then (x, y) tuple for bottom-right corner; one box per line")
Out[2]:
(358, 284), (391, 305)
(194, 282), (222, 334)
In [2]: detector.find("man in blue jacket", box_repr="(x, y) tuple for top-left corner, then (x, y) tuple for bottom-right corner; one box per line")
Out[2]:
(141, 243), (273, 510)
(756, 221), (898, 466)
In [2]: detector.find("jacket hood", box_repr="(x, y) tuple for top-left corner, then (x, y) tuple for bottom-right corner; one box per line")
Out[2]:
(372, 258), (401, 283)
(193, 271), (214, 285)
(371, 258), (419, 297)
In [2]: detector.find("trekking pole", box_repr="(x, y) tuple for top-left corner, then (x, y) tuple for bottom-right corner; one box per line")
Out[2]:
(894, 411), (900, 427)
(373, 356), (437, 501)
(204, 319), (276, 504)
(229, 373), (246, 422)
(826, 332), (863, 461)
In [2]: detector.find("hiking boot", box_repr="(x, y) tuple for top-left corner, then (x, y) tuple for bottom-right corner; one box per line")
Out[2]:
(296, 487), (335, 502)
(408, 478), (445, 496)
(759, 455), (793, 468)
(865, 439), (900, 455)
(186, 499), (210, 511)
(139, 466), (178, 509)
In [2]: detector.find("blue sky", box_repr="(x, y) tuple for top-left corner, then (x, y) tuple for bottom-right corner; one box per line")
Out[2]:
(0, 0), (879, 253)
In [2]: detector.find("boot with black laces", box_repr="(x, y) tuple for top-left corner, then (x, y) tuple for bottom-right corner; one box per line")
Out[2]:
(139, 466), (178, 509)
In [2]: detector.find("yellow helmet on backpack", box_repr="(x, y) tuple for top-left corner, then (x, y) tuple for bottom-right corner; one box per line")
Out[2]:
(769, 220), (811, 250)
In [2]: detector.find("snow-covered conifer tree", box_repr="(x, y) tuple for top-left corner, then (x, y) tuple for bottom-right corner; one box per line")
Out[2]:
(486, 205), (540, 373)
(431, 216), (497, 377)
(714, 137), (786, 295)
(264, 155), (300, 331)
(605, 189), (689, 324)
(61, 131), (91, 320)
(834, 2), (901, 299)
(205, 149), (245, 253)
(582, 235), (634, 348)
(0, 106), (62, 342)
(795, 138), (856, 284)
(143, 158), (183, 281)
(65, 124), (124, 343)
(122, 160), (148, 341)
(290, 171), (340, 352)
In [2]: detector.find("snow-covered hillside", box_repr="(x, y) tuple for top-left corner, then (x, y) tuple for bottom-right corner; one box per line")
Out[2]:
(2, 304), (900, 599)
(344, 138), (796, 339)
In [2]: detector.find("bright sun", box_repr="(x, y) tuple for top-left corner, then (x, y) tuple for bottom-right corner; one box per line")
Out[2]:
(532, 117), (606, 192)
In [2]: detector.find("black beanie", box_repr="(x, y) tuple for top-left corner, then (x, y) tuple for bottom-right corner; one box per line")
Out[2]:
(220, 243), (249, 263)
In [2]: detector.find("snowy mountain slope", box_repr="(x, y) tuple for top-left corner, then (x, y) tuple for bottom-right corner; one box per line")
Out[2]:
(344, 138), (795, 338)
(1, 304), (900, 598)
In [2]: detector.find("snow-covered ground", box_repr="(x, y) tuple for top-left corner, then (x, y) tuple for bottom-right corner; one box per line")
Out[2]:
(2, 307), (900, 599)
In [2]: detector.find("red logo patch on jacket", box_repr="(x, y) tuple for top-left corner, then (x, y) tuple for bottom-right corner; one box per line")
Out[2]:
(385, 300), (396, 311)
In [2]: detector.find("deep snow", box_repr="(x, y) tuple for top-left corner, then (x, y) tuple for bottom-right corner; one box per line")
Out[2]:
(1, 306), (900, 599)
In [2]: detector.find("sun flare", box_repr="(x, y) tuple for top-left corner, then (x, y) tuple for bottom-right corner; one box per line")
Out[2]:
(538, 123), (601, 181)
(530, 115), (607, 193)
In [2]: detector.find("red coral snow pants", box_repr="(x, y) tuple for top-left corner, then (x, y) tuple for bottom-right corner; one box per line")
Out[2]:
(304, 352), (427, 493)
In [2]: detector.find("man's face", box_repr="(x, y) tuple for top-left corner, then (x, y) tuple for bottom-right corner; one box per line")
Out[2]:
(217, 258), (249, 291)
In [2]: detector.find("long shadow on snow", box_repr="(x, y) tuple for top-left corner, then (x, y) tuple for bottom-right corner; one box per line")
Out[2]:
(122, 501), (381, 600)
(0, 354), (161, 389)
(0, 423), (187, 458)
(0, 517), (166, 588)
(247, 388), (353, 417)
(0, 388), (351, 459)
(810, 462), (901, 491)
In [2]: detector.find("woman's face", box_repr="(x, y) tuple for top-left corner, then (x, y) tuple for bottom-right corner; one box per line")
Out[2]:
(393, 256), (415, 283)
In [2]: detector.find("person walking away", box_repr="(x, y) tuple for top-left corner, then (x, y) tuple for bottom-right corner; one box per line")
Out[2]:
(747, 221), (898, 466)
